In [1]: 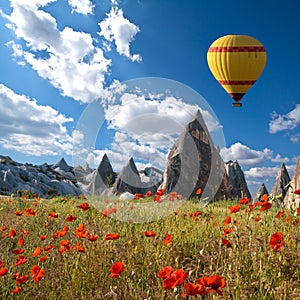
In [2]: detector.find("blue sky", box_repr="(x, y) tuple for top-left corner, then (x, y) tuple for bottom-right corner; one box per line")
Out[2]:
(0, 0), (299, 197)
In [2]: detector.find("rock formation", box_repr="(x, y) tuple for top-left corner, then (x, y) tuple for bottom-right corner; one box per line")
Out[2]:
(226, 160), (252, 200)
(270, 163), (290, 199)
(0, 156), (81, 197)
(140, 167), (164, 195)
(160, 110), (232, 200)
(112, 158), (142, 195)
(284, 156), (300, 208)
(83, 154), (116, 195)
(253, 183), (269, 203)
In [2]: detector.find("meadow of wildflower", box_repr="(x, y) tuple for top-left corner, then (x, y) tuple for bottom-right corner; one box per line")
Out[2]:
(0, 190), (299, 299)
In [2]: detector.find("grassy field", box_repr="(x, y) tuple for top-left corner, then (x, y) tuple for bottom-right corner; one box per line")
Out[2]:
(0, 191), (299, 299)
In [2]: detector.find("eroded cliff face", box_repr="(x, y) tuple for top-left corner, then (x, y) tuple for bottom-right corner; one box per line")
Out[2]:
(160, 110), (232, 200)
(271, 163), (291, 199)
(284, 156), (300, 209)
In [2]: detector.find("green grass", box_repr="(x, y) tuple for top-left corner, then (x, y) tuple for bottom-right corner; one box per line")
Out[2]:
(0, 194), (299, 299)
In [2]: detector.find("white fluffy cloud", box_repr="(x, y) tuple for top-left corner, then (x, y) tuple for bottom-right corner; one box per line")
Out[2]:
(0, 84), (77, 156)
(4, 1), (111, 103)
(269, 104), (300, 134)
(220, 142), (273, 166)
(245, 164), (295, 179)
(68, 0), (94, 15)
(98, 7), (141, 62)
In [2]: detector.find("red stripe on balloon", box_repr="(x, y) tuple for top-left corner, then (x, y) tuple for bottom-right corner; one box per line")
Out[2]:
(219, 80), (256, 85)
(208, 46), (265, 52)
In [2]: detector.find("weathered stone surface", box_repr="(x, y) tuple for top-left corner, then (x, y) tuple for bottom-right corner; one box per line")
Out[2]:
(226, 160), (252, 200)
(83, 154), (116, 195)
(253, 183), (269, 203)
(160, 110), (232, 200)
(284, 156), (300, 208)
(270, 163), (290, 199)
(0, 156), (81, 197)
(113, 158), (141, 195)
(140, 167), (164, 195)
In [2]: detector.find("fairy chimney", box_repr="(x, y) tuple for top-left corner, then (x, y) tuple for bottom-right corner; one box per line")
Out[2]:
(284, 156), (300, 209)
(226, 160), (252, 200)
(113, 158), (142, 195)
(270, 163), (290, 199)
(253, 183), (269, 203)
(160, 110), (231, 200)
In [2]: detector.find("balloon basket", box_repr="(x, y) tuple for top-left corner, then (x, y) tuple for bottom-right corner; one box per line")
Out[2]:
(232, 102), (242, 107)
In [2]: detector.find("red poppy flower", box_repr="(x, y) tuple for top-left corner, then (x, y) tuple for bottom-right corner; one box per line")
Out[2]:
(18, 237), (25, 247)
(293, 218), (300, 226)
(184, 282), (206, 296)
(44, 245), (54, 253)
(163, 269), (188, 290)
(260, 202), (272, 212)
(163, 233), (172, 245)
(30, 265), (45, 282)
(239, 197), (250, 205)
(13, 256), (28, 266)
(158, 266), (174, 279)
(223, 216), (231, 225)
(154, 195), (162, 202)
(78, 202), (90, 211)
(65, 214), (77, 222)
(102, 207), (117, 217)
(275, 211), (285, 219)
(110, 261), (124, 278)
(284, 216), (292, 223)
(39, 255), (48, 262)
(11, 287), (21, 295)
(75, 242), (85, 253)
(75, 224), (89, 238)
(197, 275), (226, 296)
(221, 238), (231, 248)
(15, 211), (22, 216)
(261, 194), (269, 202)
(270, 232), (284, 251)
(88, 234), (98, 241)
(12, 249), (25, 255)
(0, 261), (4, 268)
(16, 275), (29, 284)
(48, 212), (58, 219)
(294, 189), (300, 195)
(0, 226), (7, 231)
(143, 230), (156, 237)
(145, 191), (153, 197)
(24, 208), (36, 216)
(229, 205), (241, 214)
(135, 193), (143, 199)
(9, 229), (17, 238)
(0, 267), (8, 276)
(156, 189), (165, 196)
(105, 233), (120, 240)
(40, 235), (46, 241)
(222, 227), (233, 236)
(32, 247), (42, 257)
(21, 229), (29, 237)
(196, 188), (202, 195)
(254, 217), (261, 222)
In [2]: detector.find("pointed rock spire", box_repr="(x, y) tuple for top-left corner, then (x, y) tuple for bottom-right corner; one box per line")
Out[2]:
(112, 157), (141, 195)
(253, 183), (269, 203)
(85, 154), (115, 195)
(270, 163), (290, 199)
(284, 156), (300, 208)
(160, 109), (232, 200)
(226, 160), (252, 200)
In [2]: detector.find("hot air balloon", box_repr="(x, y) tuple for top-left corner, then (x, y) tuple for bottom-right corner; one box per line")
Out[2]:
(207, 35), (266, 107)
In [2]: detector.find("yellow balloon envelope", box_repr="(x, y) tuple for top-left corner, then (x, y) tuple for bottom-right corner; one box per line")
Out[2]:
(207, 35), (266, 107)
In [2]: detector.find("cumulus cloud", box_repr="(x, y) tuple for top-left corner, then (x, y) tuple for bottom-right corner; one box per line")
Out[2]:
(68, 0), (94, 15)
(4, 0), (111, 103)
(0, 84), (76, 156)
(269, 104), (300, 134)
(98, 7), (141, 62)
(245, 164), (295, 179)
(220, 142), (273, 166)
